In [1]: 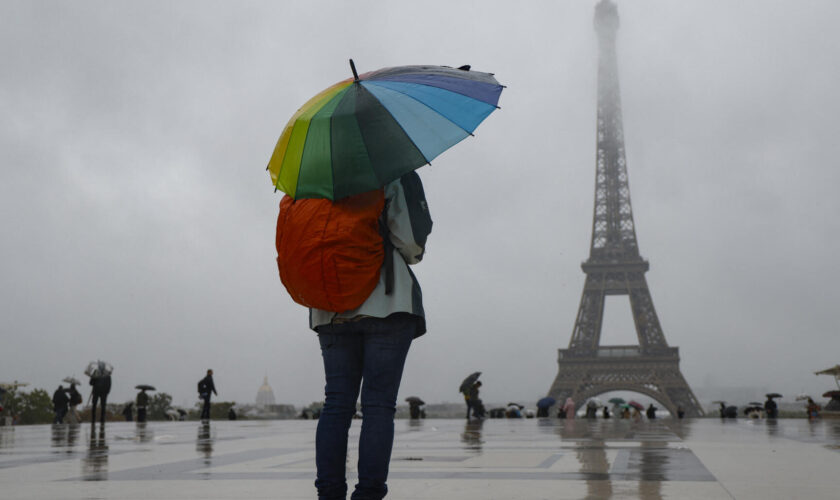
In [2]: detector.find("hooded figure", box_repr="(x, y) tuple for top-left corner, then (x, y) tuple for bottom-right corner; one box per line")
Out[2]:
(563, 397), (576, 420)
(52, 385), (69, 423)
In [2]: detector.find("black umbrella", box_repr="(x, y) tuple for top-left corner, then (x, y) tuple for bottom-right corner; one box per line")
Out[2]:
(765, 393), (782, 399)
(405, 396), (425, 405)
(822, 391), (840, 399)
(459, 372), (481, 394)
(506, 402), (524, 409)
(135, 385), (156, 391)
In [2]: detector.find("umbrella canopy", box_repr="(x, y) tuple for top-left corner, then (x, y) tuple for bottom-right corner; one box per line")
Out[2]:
(628, 400), (645, 411)
(459, 372), (481, 394)
(267, 61), (504, 200)
(62, 377), (80, 385)
(815, 365), (840, 376)
(507, 402), (524, 409)
(822, 391), (840, 399)
(608, 397), (626, 405)
(748, 402), (764, 407)
(765, 393), (782, 399)
(84, 361), (113, 377)
(587, 398), (604, 408)
(536, 397), (556, 408)
(0, 381), (28, 391)
(405, 396), (425, 405)
(135, 385), (156, 391)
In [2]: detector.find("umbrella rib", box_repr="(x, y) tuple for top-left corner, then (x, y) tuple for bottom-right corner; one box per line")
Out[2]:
(363, 81), (479, 138)
(361, 84), (431, 168)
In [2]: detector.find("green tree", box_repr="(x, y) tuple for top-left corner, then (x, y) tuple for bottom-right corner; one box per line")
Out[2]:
(4, 388), (53, 424)
(148, 392), (173, 420)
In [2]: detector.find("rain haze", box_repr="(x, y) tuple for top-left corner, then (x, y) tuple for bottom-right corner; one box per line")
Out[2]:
(2, 0), (839, 411)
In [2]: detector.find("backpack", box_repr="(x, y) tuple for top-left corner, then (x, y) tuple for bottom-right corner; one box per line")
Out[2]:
(275, 189), (385, 312)
(197, 379), (207, 395)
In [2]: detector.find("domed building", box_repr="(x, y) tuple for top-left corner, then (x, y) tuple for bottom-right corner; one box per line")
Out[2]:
(256, 376), (276, 409)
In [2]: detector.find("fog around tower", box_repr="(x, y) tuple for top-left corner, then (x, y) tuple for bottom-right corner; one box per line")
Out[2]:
(2, 0), (839, 409)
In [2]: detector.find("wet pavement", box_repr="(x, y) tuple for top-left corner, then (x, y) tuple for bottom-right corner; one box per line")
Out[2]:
(1, 418), (839, 499)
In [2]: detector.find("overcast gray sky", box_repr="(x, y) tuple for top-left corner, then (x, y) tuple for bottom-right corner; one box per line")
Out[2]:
(2, 0), (839, 410)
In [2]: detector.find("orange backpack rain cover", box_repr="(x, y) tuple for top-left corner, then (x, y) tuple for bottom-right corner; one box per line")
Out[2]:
(275, 189), (385, 313)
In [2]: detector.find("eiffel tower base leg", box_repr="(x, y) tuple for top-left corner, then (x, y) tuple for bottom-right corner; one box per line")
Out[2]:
(547, 349), (704, 417)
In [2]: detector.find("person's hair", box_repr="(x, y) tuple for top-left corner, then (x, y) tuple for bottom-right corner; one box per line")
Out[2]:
(207, 369), (213, 375)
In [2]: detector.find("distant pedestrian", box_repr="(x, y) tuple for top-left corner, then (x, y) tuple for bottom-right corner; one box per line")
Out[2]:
(621, 407), (630, 419)
(764, 397), (778, 419)
(136, 389), (149, 422)
(563, 397), (576, 420)
(122, 402), (134, 422)
(602, 406), (610, 419)
(198, 369), (217, 420)
(466, 381), (482, 420)
(585, 401), (597, 419)
(677, 406), (685, 419)
(806, 397), (820, 420)
(88, 362), (112, 425)
(646, 403), (657, 420)
(52, 385), (69, 424)
(228, 407), (237, 420)
(557, 407), (567, 419)
(66, 383), (82, 423)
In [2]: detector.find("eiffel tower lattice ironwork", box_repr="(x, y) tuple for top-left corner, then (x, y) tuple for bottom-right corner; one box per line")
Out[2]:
(547, 0), (704, 417)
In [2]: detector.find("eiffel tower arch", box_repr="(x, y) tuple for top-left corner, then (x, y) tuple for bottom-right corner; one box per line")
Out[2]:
(547, 0), (703, 417)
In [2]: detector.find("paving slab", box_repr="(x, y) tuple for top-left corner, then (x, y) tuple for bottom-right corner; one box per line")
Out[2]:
(0, 418), (838, 499)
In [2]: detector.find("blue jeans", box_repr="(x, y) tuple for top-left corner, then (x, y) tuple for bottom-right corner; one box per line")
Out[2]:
(315, 315), (416, 500)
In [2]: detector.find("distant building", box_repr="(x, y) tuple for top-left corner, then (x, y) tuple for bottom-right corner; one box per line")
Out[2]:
(256, 376), (276, 409)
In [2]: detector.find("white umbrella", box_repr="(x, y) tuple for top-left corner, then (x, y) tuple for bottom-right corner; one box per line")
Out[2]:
(84, 360), (113, 377)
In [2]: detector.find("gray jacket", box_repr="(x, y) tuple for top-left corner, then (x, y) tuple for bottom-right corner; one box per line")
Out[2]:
(309, 173), (431, 336)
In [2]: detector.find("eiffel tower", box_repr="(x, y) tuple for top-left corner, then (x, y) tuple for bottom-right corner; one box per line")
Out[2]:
(547, 0), (703, 417)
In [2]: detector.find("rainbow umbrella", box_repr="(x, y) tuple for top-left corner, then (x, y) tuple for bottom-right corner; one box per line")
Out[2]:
(267, 60), (504, 200)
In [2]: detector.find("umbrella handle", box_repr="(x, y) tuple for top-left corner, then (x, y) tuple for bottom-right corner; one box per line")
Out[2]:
(349, 59), (359, 81)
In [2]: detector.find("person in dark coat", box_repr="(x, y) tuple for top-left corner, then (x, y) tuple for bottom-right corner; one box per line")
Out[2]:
(89, 368), (112, 425)
(122, 402), (134, 421)
(52, 385), (69, 423)
(466, 381), (482, 420)
(602, 406), (610, 419)
(764, 397), (778, 419)
(198, 369), (217, 420)
(646, 403), (657, 420)
(677, 406), (685, 419)
(136, 389), (149, 422)
(227, 407), (237, 420)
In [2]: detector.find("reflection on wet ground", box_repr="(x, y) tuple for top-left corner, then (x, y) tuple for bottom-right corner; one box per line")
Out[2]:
(82, 425), (108, 481)
(0, 427), (13, 449)
(1, 419), (840, 499)
(460, 420), (484, 452)
(51, 423), (80, 453)
(196, 421), (214, 467)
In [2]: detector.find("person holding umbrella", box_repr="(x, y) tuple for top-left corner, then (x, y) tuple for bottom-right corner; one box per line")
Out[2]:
(764, 393), (781, 418)
(135, 386), (154, 422)
(86, 361), (112, 425)
(269, 61), (503, 500)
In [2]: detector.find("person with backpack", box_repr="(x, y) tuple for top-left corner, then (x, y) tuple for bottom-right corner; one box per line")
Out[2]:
(66, 383), (82, 423)
(276, 171), (432, 500)
(198, 369), (217, 421)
